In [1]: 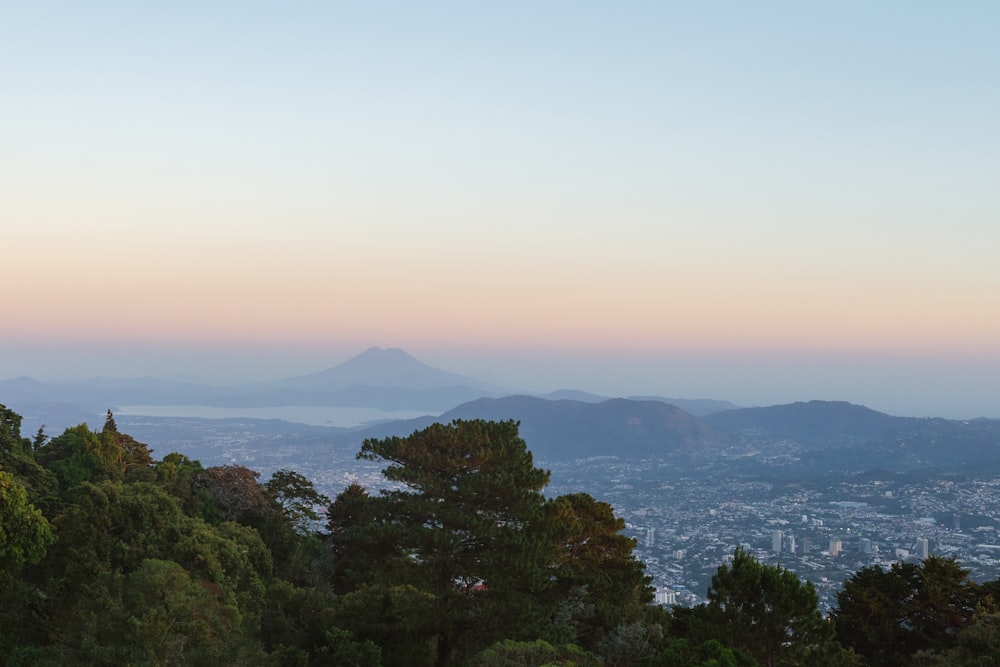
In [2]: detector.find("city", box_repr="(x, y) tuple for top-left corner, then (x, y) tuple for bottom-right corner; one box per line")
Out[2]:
(549, 458), (1000, 612)
(116, 414), (1000, 615)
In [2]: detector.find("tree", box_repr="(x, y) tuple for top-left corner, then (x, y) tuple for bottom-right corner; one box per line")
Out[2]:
(470, 638), (601, 667)
(354, 419), (554, 667)
(0, 470), (55, 578)
(0, 404), (28, 455)
(36, 424), (108, 493)
(683, 548), (838, 667)
(637, 638), (759, 667)
(0, 407), (58, 513)
(913, 612), (1000, 665)
(833, 557), (982, 666)
(155, 452), (208, 513)
(40, 558), (260, 665)
(266, 468), (331, 534)
(547, 492), (654, 649)
(325, 482), (406, 594)
(196, 464), (273, 525)
(100, 410), (155, 482)
(334, 583), (438, 667)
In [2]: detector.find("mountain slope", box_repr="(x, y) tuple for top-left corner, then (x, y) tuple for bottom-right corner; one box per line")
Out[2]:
(345, 395), (726, 461)
(272, 347), (500, 391)
(703, 400), (913, 445)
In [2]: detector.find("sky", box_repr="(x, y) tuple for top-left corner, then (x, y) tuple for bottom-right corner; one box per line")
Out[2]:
(2, 2), (999, 418)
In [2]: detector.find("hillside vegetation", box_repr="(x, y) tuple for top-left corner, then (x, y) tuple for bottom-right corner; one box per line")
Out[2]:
(3, 402), (1000, 666)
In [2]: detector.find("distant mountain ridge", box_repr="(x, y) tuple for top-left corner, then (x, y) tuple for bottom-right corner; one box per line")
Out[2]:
(0, 347), (509, 420)
(7, 348), (1000, 472)
(340, 395), (727, 462)
(703, 400), (915, 444)
(536, 390), (739, 416)
(342, 398), (1000, 469)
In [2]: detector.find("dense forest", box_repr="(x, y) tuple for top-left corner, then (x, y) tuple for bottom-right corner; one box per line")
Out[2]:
(2, 403), (1000, 666)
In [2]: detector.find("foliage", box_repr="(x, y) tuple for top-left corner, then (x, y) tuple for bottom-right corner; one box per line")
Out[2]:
(100, 410), (156, 482)
(547, 492), (654, 649)
(196, 463), (273, 525)
(334, 583), (438, 667)
(35, 423), (106, 494)
(708, 547), (833, 665)
(326, 481), (395, 593)
(353, 419), (554, 666)
(266, 468), (331, 533)
(155, 451), (211, 516)
(913, 612), (1000, 666)
(669, 548), (847, 667)
(0, 469), (55, 577)
(596, 621), (666, 667)
(470, 638), (602, 667)
(3, 404), (940, 665)
(47, 559), (252, 665)
(637, 638), (759, 667)
(0, 404), (29, 455)
(833, 556), (982, 666)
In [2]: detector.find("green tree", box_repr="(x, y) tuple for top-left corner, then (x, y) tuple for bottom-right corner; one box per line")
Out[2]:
(266, 468), (330, 533)
(637, 638), (759, 667)
(0, 404), (28, 455)
(100, 410), (155, 482)
(325, 482), (408, 594)
(679, 548), (840, 667)
(42, 559), (258, 665)
(36, 424), (107, 494)
(547, 492), (654, 649)
(0, 470), (55, 578)
(263, 469), (331, 581)
(0, 407), (58, 513)
(334, 583), (438, 667)
(196, 463), (274, 525)
(913, 612), (1000, 665)
(354, 419), (553, 667)
(155, 451), (210, 514)
(833, 557), (981, 666)
(470, 638), (602, 667)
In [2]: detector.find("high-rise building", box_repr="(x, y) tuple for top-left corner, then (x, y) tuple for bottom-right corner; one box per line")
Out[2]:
(645, 528), (655, 547)
(917, 538), (929, 559)
(861, 538), (874, 554)
(655, 588), (677, 606)
(772, 530), (784, 553)
(829, 539), (842, 556)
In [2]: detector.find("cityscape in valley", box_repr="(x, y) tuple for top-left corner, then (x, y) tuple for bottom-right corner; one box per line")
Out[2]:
(10, 347), (999, 615)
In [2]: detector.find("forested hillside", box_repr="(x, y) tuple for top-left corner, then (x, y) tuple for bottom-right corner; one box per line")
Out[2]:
(3, 403), (1000, 666)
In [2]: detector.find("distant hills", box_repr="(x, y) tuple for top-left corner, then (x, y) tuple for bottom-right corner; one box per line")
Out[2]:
(345, 395), (726, 461)
(4, 347), (1000, 473)
(0, 347), (740, 429)
(702, 400), (916, 446)
(350, 398), (1000, 472)
(539, 390), (739, 417)
(0, 347), (510, 419)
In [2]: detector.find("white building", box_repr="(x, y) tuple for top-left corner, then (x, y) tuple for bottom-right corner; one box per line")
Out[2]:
(655, 588), (678, 606)
(917, 538), (929, 559)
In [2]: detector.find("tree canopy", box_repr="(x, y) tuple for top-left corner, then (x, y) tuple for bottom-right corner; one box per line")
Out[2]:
(7, 403), (1000, 665)
(833, 556), (983, 666)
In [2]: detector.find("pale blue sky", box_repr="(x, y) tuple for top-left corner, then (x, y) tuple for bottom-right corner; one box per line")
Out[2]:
(2, 2), (999, 417)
